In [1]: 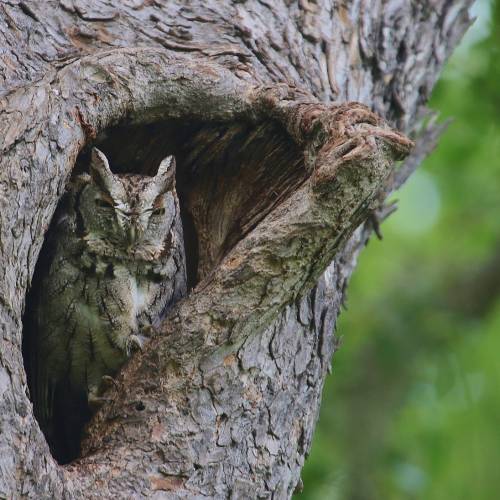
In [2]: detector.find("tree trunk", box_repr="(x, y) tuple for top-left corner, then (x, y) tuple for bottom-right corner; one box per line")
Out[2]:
(0, 1), (472, 498)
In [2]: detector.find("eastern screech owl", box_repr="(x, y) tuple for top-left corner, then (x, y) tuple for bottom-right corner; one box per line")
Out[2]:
(27, 148), (186, 462)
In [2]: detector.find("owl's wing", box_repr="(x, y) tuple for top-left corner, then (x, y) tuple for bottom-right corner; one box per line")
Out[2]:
(24, 222), (61, 430)
(24, 190), (87, 461)
(26, 257), (63, 444)
(28, 282), (91, 462)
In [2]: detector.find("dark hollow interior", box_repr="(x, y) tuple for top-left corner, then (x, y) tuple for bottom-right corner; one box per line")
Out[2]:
(22, 117), (307, 463)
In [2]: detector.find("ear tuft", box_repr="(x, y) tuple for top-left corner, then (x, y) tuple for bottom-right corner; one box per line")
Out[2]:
(157, 155), (175, 177)
(155, 155), (176, 191)
(90, 148), (115, 193)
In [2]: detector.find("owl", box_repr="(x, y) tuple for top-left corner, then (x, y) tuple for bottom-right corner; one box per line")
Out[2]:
(26, 148), (187, 463)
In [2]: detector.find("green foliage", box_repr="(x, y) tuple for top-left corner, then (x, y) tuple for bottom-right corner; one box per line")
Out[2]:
(301, 1), (500, 498)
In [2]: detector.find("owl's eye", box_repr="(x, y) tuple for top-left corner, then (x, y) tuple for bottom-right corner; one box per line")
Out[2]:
(152, 207), (166, 216)
(95, 198), (114, 209)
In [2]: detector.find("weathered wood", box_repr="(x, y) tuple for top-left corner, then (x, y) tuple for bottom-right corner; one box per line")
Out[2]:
(0, 1), (472, 498)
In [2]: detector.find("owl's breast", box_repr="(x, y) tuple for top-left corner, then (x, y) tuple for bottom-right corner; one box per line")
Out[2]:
(129, 273), (148, 315)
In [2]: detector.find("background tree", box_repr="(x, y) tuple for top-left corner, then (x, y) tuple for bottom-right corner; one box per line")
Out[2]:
(0, 1), (472, 498)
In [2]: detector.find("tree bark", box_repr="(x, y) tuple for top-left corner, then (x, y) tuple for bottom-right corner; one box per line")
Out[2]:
(0, 1), (472, 498)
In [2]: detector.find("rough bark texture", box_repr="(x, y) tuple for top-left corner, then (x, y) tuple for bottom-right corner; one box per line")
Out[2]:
(0, 1), (472, 498)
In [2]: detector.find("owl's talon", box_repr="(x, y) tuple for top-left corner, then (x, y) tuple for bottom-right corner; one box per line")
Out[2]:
(141, 324), (155, 337)
(101, 375), (119, 389)
(126, 334), (148, 355)
(88, 395), (113, 411)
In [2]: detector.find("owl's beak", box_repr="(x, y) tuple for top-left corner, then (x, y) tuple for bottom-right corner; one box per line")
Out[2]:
(127, 226), (137, 245)
(127, 224), (143, 245)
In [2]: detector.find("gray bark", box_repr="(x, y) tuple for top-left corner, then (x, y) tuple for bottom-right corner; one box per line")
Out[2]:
(0, 1), (472, 498)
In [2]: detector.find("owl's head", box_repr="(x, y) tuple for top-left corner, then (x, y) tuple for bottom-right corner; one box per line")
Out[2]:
(77, 148), (178, 253)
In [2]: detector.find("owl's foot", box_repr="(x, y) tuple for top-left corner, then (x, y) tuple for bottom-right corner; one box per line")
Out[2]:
(88, 395), (113, 412)
(141, 324), (156, 337)
(101, 375), (119, 390)
(126, 334), (148, 355)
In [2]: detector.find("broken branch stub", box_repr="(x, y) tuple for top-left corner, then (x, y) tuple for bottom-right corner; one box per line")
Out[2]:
(185, 101), (414, 346)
